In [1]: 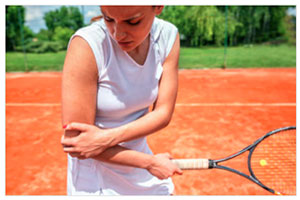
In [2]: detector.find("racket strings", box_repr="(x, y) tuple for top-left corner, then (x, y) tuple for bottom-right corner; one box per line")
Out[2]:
(250, 129), (296, 195)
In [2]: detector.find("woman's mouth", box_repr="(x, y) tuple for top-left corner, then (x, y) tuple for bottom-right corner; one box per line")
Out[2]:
(117, 41), (133, 47)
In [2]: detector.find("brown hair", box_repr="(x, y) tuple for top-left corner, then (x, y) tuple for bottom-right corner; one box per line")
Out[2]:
(90, 15), (103, 23)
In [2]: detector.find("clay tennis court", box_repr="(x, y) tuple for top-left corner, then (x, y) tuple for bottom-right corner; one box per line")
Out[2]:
(6, 68), (296, 195)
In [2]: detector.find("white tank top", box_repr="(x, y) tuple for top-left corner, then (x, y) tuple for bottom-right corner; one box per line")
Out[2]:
(67, 17), (178, 195)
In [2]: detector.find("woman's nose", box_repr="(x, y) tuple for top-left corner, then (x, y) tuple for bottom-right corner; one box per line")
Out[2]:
(114, 25), (127, 41)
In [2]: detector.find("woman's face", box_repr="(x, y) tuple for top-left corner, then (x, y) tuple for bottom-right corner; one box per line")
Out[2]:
(101, 6), (163, 52)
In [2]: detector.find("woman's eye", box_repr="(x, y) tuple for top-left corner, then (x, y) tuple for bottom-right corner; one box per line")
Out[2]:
(128, 20), (141, 25)
(103, 15), (140, 25)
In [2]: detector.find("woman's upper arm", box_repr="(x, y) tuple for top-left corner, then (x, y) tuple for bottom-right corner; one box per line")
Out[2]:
(153, 33), (180, 119)
(62, 36), (98, 126)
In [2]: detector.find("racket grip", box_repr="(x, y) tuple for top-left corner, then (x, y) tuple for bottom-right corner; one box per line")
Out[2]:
(172, 159), (210, 169)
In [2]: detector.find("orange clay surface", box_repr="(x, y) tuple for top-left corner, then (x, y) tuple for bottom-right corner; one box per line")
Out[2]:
(6, 68), (296, 195)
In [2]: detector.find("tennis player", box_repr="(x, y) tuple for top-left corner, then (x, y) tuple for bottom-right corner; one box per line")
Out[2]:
(61, 6), (182, 195)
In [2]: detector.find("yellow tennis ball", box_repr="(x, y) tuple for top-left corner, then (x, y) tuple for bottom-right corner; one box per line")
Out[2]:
(260, 159), (267, 166)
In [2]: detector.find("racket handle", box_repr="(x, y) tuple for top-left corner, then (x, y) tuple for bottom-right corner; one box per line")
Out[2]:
(172, 159), (210, 169)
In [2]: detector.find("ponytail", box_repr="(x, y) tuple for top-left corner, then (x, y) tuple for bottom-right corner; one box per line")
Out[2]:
(90, 15), (103, 23)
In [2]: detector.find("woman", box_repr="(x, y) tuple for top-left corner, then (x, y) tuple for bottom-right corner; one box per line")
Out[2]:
(61, 6), (182, 195)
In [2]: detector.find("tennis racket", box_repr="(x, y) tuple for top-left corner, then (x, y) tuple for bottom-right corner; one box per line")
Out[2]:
(172, 126), (296, 195)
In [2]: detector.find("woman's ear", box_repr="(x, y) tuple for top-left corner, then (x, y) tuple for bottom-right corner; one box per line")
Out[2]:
(153, 6), (164, 15)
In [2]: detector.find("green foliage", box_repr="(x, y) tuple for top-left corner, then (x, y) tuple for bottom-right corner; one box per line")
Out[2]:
(284, 15), (296, 45)
(6, 5), (295, 53)
(36, 29), (51, 41)
(44, 6), (83, 40)
(6, 6), (34, 51)
(52, 26), (74, 49)
(15, 40), (64, 53)
(6, 6), (23, 51)
(159, 6), (293, 47)
(186, 6), (219, 46)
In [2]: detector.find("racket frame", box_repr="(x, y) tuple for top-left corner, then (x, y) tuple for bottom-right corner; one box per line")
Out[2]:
(187, 126), (296, 195)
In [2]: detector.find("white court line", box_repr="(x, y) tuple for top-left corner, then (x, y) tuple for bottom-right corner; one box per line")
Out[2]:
(6, 73), (62, 79)
(5, 103), (296, 107)
(176, 103), (296, 107)
(6, 103), (61, 107)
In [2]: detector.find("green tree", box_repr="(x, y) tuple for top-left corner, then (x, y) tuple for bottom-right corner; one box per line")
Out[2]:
(186, 6), (220, 46)
(269, 6), (288, 38)
(52, 26), (75, 49)
(160, 6), (240, 47)
(160, 6), (291, 47)
(283, 11), (296, 45)
(6, 6), (34, 51)
(44, 6), (83, 39)
(159, 6), (189, 44)
(36, 29), (51, 41)
(220, 6), (289, 45)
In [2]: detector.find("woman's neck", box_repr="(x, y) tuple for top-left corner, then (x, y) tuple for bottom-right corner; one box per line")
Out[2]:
(127, 34), (150, 65)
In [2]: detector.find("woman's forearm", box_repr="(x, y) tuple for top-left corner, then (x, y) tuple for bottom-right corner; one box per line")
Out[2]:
(107, 107), (174, 147)
(91, 144), (183, 180)
(92, 144), (153, 169)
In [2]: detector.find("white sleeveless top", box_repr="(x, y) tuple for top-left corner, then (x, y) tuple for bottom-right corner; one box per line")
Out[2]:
(67, 17), (178, 195)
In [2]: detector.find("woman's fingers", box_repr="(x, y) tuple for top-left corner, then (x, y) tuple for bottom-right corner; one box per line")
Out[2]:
(63, 122), (90, 131)
(61, 134), (75, 147)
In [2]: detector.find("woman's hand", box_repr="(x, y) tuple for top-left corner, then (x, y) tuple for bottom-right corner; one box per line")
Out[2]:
(61, 122), (115, 159)
(147, 153), (183, 180)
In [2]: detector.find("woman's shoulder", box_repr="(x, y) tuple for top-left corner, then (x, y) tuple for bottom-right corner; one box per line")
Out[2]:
(151, 17), (178, 61)
(153, 17), (177, 29)
(69, 19), (110, 73)
(74, 19), (109, 44)
(151, 17), (178, 39)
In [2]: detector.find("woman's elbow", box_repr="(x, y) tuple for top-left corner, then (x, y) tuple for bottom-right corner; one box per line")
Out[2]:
(160, 111), (174, 128)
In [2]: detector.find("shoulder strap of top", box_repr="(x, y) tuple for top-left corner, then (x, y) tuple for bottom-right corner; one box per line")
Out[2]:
(151, 17), (178, 64)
